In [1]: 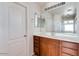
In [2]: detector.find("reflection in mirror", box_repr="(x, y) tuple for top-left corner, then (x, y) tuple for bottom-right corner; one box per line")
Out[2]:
(62, 20), (75, 33)
(33, 13), (45, 28)
(62, 7), (76, 33)
(34, 13), (38, 27)
(40, 2), (79, 34)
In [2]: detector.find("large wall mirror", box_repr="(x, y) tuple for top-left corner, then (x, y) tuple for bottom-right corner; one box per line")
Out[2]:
(33, 13), (45, 28)
(40, 2), (79, 35)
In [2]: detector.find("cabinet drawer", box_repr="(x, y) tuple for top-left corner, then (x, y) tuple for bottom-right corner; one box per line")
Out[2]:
(34, 40), (39, 44)
(34, 49), (39, 55)
(34, 43), (39, 47)
(61, 41), (78, 49)
(34, 47), (39, 50)
(34, 36), (40, 40)
(62, 47), (77, 56)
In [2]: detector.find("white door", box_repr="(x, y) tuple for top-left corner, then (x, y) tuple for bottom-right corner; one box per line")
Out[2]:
(0, 3), (8, 56)
(0, 3), (27, 56)
(8, 3), (27, 56)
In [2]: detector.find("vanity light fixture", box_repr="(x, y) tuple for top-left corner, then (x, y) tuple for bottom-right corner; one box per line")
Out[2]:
(44, 2), (65, 11)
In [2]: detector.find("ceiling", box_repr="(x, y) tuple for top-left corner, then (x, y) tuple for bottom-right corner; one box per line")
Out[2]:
(34, 2), (48, 9)
(32, 2), (76, 15)
(46, 2), (76, 15)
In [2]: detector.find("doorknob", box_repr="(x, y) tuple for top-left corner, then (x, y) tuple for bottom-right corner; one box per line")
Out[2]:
(24, 35), (27, 37)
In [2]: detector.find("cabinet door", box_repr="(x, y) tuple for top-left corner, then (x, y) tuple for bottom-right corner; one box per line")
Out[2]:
(40, 42), (49, 56)
(48, 45), (59, 56)
(48, 39), (60, 56)
(40, 37), (60, 56)
(61, 41), (78, 56)
(40, 37), (49, 56)
(78, 44), (79, 56)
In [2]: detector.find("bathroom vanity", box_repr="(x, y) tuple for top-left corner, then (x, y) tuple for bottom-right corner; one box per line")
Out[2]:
(33, 33), (79, 56)
(33, 2), (79, 56)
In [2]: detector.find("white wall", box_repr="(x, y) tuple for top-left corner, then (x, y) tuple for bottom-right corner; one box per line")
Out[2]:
(18, 2), (41, 56)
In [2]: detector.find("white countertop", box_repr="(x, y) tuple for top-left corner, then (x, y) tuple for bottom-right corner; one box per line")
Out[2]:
(33, 32), (79, 43)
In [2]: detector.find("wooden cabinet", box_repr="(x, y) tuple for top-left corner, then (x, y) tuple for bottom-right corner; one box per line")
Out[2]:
(40, 37), (49, 56)
(47, 38), (60, 56)
(33, 36), (40, 55)
(48, 43), (60, 56)
(78, 44), (79, 56)
(60, 41), (79, 56)
(33, 35), (79, 56)
(34, 36), (60, 56)
(40, 37), (60, 56)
